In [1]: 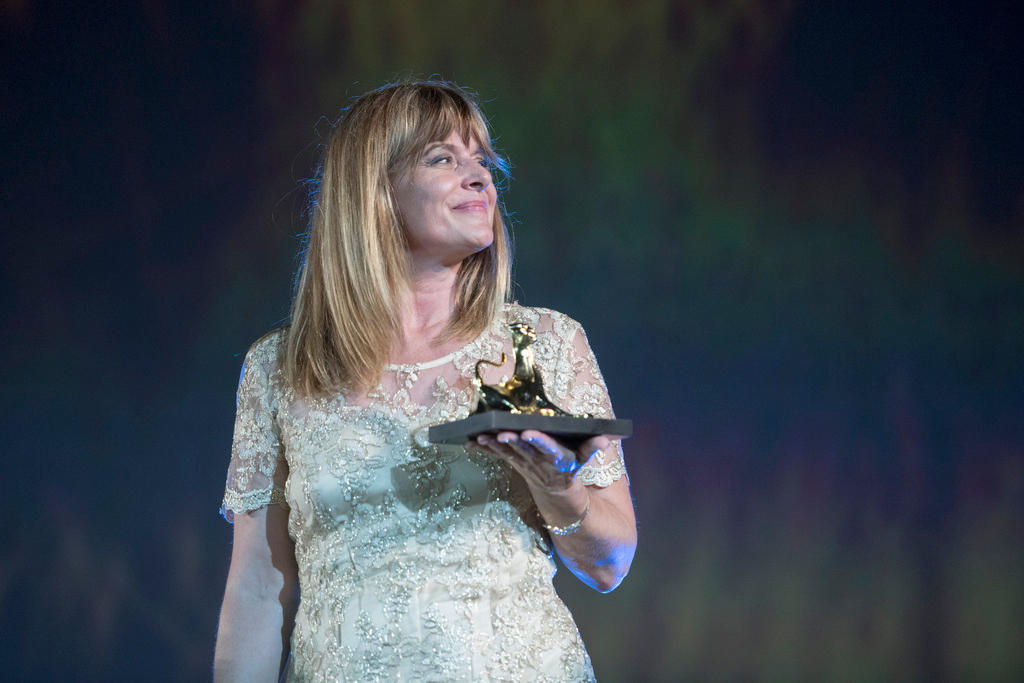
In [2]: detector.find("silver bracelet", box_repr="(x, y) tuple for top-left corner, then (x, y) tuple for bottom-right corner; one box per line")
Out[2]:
(542, 497), (591, 536)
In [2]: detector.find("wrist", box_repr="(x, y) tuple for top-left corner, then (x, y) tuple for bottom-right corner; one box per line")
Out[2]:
(534, 483), (591, 534)
(542, 494), (591, 535)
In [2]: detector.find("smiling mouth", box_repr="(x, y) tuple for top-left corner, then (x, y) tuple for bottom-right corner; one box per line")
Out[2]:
(451, 201), (489, 212)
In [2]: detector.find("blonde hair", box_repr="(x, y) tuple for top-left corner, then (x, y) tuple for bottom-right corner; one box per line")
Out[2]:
(283, 80), (512, 397)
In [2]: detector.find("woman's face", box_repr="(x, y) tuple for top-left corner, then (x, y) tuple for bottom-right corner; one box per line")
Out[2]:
(392, 129), (497, 269)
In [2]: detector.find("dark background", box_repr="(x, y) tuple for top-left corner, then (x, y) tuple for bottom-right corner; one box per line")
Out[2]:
(2, 1), (1022, 680)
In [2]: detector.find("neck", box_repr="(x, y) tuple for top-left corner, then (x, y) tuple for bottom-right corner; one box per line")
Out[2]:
(398, 261), (460, 342)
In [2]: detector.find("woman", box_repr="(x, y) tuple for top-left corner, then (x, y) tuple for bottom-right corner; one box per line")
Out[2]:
(214, 80), (637, 682)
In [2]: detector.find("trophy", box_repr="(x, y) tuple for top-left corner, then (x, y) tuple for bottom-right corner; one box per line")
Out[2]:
(428, 323), (632, 452)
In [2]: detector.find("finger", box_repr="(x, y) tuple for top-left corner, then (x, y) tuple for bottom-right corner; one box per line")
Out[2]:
(515, 433), (586, 477)
(520, 431), (582, 468)
(504, 434), (575, 476)
(577, 435), (611, 466)
(465, 439), (491, 455)
(501, 434), (536, 459)
(520, 430), (563, 456)
(478, 433), (523, 465)
(580, 435), (611, 453)
(495, 433), (544, 468)
(472, 434), (502, 457)
(490, 433), (568, 483)
(477, 433), (504, 448)
(517, 433), (578, 475)
(512, 431), (562, 463)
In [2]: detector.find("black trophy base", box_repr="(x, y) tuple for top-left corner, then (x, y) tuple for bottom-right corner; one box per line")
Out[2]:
(428, 411), (632, 452)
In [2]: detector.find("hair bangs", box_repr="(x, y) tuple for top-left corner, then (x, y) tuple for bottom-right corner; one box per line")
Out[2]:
(389, 85), (508, 181)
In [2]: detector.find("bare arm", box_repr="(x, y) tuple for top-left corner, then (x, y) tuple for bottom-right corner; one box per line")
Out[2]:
(214, 503), (299, 682)
(472, 431), (636, 592)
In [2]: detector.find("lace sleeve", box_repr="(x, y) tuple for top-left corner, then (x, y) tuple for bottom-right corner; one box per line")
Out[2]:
(219, 334), (289, 523)
(544, 314), (628, 488)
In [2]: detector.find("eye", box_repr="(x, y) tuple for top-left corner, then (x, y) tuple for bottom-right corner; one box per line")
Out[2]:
(427, 154), (453, 166)
(476, 156), (493, 169)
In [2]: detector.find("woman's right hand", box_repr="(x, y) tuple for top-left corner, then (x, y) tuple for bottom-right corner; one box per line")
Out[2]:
(214, 503), (299, 682)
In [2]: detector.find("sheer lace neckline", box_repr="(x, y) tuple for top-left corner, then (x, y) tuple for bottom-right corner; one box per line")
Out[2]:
(383, 316), (497, 372)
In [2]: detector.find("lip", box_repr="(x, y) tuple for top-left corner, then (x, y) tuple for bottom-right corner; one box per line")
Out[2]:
(451, 200), (489, 212)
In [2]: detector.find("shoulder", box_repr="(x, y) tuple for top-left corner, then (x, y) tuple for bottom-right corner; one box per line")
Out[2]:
(241, 328), (286, 374)
(502, 303), (585, 337)
(502, 304), (590, 351)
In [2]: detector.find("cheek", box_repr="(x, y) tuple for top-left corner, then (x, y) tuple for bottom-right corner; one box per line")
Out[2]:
(405, 186), (440, 228)
(486, 186), (498, 215)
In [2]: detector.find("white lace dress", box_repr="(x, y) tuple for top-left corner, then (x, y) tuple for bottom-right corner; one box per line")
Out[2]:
(221, 304), (627, 682)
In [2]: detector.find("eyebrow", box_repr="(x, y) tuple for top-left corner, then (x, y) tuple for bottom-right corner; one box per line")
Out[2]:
(422, 141), (486, 156)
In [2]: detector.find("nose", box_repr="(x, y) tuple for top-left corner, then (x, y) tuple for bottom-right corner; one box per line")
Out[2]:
(462, 160), (491, 192)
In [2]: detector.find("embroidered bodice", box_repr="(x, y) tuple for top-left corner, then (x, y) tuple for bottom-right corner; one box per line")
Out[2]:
(221, 304), (626, 682)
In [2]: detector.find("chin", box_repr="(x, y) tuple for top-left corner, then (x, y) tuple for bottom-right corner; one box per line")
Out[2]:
(464, 224), (495, 251)
(472, 233), (495, 253)
(449, 237), (493, 266)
